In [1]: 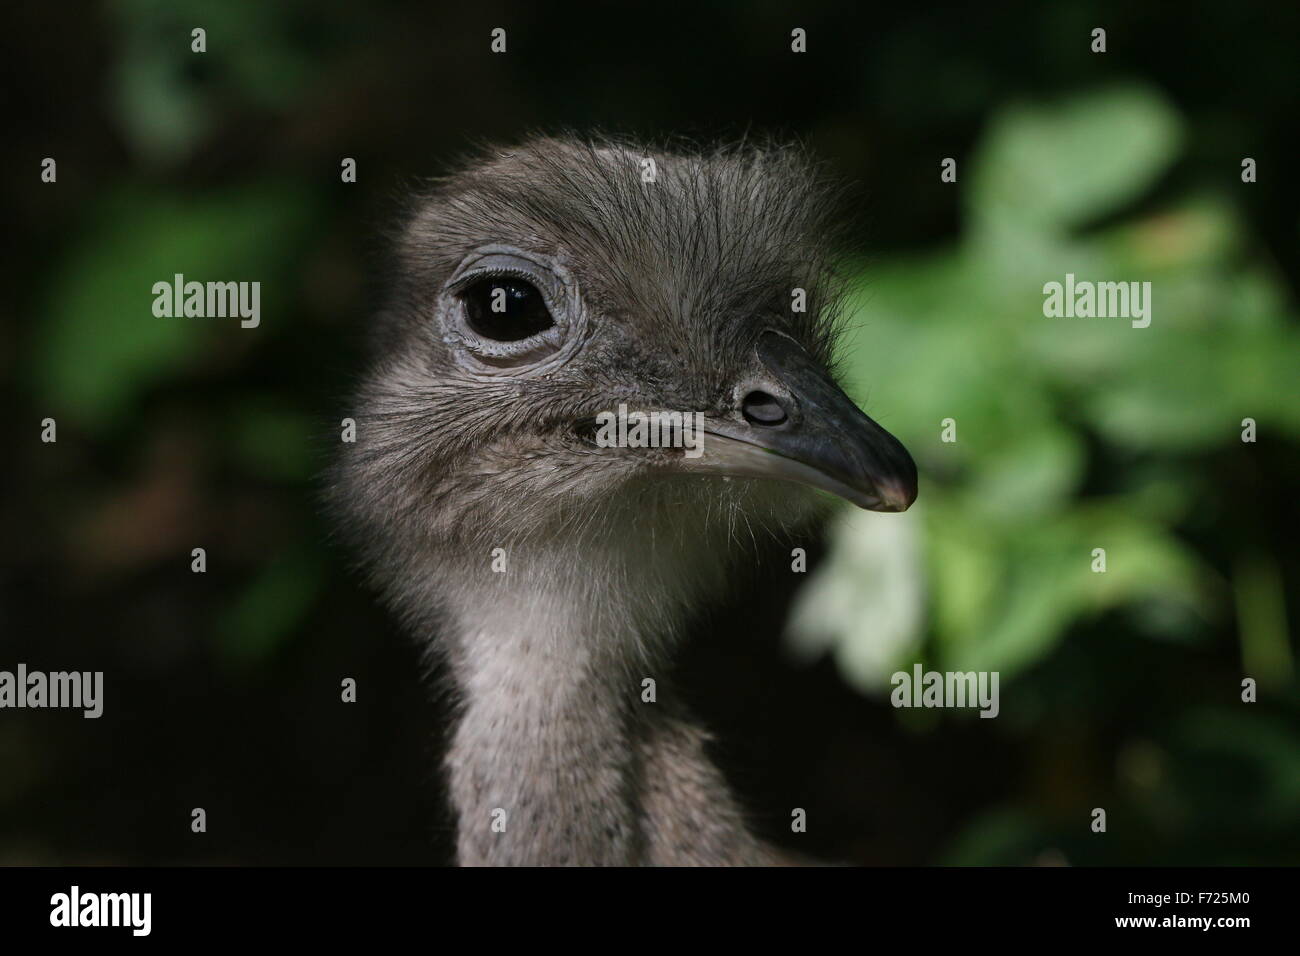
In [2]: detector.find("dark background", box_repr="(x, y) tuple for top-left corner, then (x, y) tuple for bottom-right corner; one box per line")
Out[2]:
(2, 0), (1297, 865)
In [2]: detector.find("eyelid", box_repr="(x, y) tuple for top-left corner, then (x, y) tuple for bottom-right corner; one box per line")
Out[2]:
(445, 249), (562, 300)
(439, 245), (590, 378)
(449, 266), (548, 296)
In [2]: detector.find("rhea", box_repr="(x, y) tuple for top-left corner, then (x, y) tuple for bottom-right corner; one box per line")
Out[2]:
(332, 137), (917, 865)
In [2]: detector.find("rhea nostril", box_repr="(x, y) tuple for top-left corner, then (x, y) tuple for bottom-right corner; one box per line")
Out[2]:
(741, 390), (788, 427)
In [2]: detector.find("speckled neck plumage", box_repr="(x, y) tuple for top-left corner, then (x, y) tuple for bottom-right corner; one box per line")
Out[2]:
(436, 521), (777, 866)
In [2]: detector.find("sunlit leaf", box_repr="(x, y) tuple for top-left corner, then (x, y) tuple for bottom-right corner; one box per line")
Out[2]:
(31, 184), (318, 431)
(968, 85), (1183, 232)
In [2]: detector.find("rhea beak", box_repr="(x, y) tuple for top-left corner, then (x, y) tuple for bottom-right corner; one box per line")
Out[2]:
(686, 331), (918, 512)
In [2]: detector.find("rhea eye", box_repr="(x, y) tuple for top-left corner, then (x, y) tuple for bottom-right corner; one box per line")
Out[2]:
(461, 277), (555, 342)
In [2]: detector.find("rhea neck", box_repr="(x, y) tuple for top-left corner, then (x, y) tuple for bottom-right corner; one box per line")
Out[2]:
(423, 510), (769, 865)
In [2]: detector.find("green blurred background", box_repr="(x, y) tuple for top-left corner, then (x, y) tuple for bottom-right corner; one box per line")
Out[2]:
(2, 0), (1297, 864)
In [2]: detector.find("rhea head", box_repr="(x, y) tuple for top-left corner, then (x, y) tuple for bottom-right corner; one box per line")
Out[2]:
(333, 137), (916, 654)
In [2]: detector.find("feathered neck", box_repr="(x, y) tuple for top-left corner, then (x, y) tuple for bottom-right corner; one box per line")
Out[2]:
(425, 518), (773, 865)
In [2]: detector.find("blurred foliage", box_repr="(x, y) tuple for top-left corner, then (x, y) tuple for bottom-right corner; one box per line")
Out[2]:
(793, 84), (1298, 687)
(108, 0), (327, 163)
(33, 185), (321, 430)
(790, 85), (1299, 861)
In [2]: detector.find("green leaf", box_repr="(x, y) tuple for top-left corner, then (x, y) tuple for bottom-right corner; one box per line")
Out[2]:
(786, 507), (926, 693)
(227, 401), (317, 482)
(968, 85), (1183, 232)
(31, 184), (317, 431)
(215, 549), (325, 665)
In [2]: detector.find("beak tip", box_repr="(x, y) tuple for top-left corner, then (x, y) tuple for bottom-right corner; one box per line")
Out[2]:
(868, 469), (918, 513)
(871, 485), (916, 513)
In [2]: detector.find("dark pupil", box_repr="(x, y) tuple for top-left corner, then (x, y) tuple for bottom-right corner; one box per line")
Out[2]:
(463, 278), (555, 342)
